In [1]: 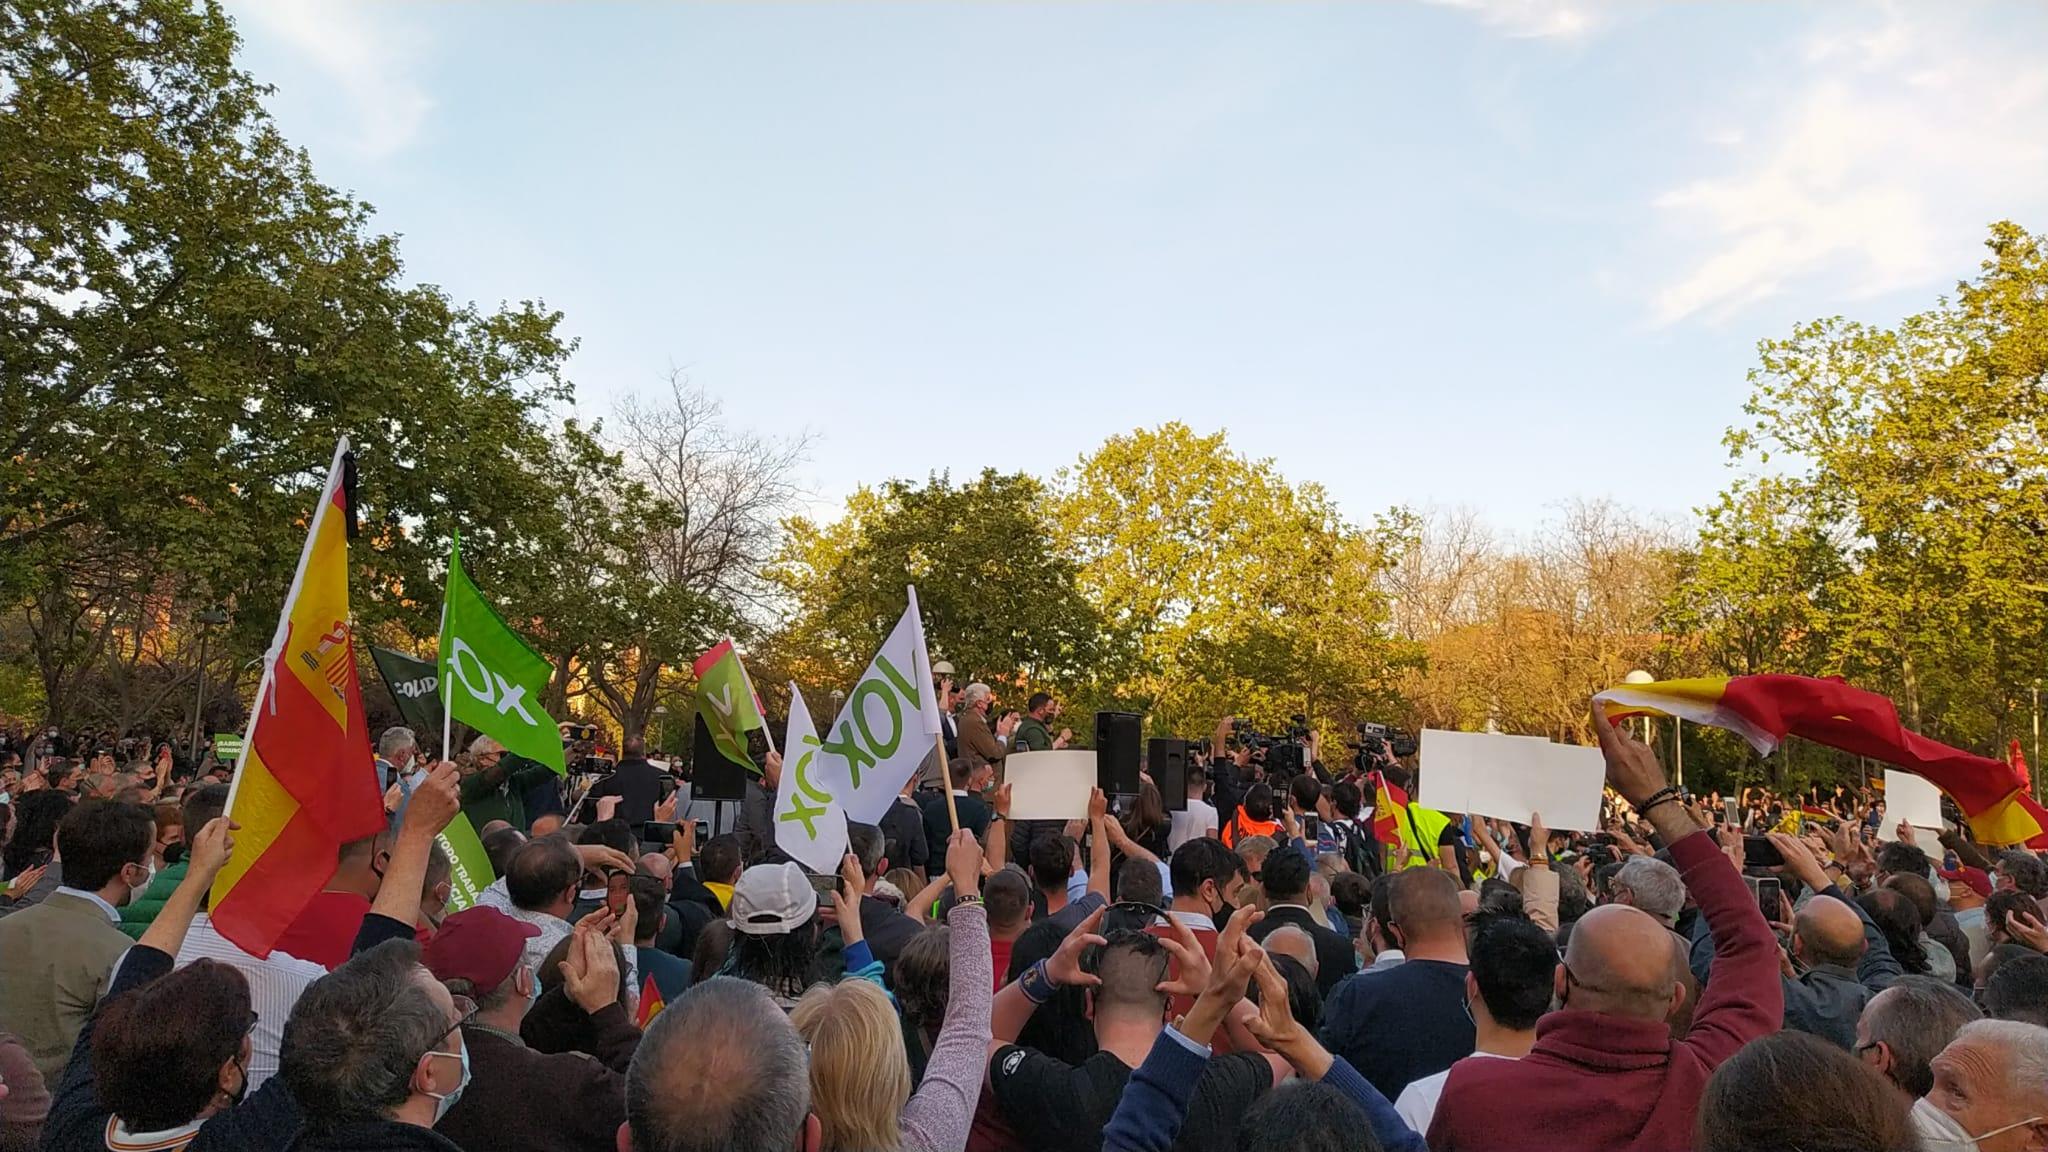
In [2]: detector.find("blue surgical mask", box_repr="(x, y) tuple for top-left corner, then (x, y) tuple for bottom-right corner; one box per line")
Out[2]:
(423, 1038), (471, 1122)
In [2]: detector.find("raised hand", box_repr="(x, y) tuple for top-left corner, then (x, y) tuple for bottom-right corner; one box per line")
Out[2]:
(945, 829), (984, 899)
(1588, 700), (1668, 810)
(403, 761), (463, 838)
(185, 816), (238, 885)
(561, 927), (621, 1013)
(1154, 914), (1215, 999)
(1045, 905), (1108, 988)
(5, 863), (48, 901)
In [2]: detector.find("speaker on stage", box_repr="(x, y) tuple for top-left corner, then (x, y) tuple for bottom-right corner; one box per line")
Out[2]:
(690, 713), (750, 801)
(1148, 739), (1189, 811)
(1096, 711), (1142, 796)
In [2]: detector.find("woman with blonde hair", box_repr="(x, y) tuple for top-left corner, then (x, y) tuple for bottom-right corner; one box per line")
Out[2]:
(792, 829), (992, 1152)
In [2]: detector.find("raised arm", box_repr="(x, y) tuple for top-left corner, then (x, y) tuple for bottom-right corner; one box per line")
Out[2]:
(901, 831), (994, 1152)
(367, 761), (461, 940)
(988, 906), (1106, 1062)
(1592, 701), (1779, 1066)
(1087, 788), (1112, 903)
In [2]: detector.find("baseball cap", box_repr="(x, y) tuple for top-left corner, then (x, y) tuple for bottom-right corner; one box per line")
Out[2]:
(422, 906), (542, 991)
(1937, 864), (1993, 898)
(729, 861), (819, 936)
(932, 660), (956, 678)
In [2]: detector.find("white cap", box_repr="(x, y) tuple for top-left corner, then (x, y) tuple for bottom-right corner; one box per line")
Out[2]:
(729, 861), (818, 936)
(932, 661), (956, 678)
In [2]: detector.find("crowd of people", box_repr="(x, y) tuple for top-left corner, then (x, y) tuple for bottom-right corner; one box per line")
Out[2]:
(4, 687), (2048, 1152)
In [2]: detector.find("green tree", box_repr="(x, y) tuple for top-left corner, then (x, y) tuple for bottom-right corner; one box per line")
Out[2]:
(1053, 423), (1417, 739)
(1688, 221), (2048, 753)
(2, 0), (578, 726)
(768, 469), (1111, 703)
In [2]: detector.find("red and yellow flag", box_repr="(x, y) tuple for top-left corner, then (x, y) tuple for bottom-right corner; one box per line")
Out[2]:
(1370, 771), (1406, 843)
(209, 441), (387, 956)
(636, 972), (665, 1029)
(1596, 674), (2048, 849)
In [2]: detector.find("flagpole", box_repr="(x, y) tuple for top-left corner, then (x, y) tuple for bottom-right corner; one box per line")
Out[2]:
(440, 535), (456, 763)
(935, 730), (961, 835)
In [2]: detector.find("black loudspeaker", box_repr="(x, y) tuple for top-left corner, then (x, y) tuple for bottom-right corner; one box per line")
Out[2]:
(1095, 711), (1142, 796)
(690, 713), (750, 801)
(1149, 739), (1189, 811)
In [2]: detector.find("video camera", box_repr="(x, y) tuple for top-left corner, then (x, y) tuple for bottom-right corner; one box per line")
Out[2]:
(1350, 721), (1417, 775)
(561, 722), (611, 776)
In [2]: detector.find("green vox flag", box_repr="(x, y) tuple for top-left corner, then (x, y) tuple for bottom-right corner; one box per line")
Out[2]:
(691, 638), (767, 774)
(436, 811), (494, 914)
(437, 535), (566, 775)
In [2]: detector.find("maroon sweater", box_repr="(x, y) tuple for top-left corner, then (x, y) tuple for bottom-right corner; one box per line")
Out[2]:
(1426, 831), (1781, 1152)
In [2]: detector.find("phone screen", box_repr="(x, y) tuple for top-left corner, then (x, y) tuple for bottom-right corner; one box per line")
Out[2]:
(606, 871), (632, 917)
(808, 874), (843, 896)
(1723, 798), (1740, 827)
(1755, 876), (1782, 922)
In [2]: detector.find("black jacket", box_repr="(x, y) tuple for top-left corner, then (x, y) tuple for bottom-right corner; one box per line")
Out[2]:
(583, 758), (666, 827)
(437, 1019), (628, 1152)
(1250, 904), (1356, 998)
(879, 795), (930, 876)
(859, 893), (923, 973)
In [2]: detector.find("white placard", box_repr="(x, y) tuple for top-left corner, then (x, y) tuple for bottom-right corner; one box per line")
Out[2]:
(1004, 750), (1097, 820)
(1879, 770), (1944, 842)
(1419, 729), (1606, 832)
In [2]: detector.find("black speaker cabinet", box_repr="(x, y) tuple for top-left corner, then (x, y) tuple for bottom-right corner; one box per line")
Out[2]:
(690, 713), (750, 801)
(1095, 711), (1142, 796)
(1148, 738), (1189, 811)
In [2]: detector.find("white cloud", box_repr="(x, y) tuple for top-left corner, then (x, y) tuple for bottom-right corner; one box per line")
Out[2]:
(1425, 0), (1602, 40)
(1650, 11), (2048, 325)
(228, 0), (431, 158)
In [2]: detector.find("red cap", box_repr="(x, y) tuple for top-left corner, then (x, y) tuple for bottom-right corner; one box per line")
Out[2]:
(422, 906), (541, 991)
(1937, 865), (1992, 898)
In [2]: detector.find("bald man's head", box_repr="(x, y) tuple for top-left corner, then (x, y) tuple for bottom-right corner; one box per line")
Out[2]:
(1561, 903), (1687, 1022)
(1794, 895), (1867, 971)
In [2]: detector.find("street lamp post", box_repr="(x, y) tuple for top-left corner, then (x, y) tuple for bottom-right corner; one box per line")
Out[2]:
(1621, 670), (1675, 787)
(654, 704), (669, 753)
(188, 608), (230, 763)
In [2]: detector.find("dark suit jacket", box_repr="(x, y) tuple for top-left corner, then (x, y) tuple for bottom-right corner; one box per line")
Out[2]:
(919, 790), (991, 857)
(583, 757), (665, 827)
(1250, 903), (1356, 998)
(859, 894), (923, 973)
(440, 1015), (630, 1152)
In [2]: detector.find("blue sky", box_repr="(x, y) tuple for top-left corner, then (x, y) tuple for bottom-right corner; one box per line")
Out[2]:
(222, 1), (2048, 535)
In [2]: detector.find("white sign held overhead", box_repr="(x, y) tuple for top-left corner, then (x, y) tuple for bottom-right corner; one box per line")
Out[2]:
(1418, 729), (1606, 832)
(1879, 770), (1945, 843)
(1004, 751), (1097, 821)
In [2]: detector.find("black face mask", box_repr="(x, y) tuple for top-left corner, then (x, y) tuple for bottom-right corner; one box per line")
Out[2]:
(226, 1057), (250, 1107)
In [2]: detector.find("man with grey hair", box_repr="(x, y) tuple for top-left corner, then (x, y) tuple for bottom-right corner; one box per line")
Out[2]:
(1915, 1018), (2048, 1151)
(376, 726), (418, 792)
(279, 937), (471, 1150)
(459, 733), (556, 832)
(1609, 856), (1685, 927)
(622, 976), (819, 1152)
(1854, 976), (1982, 1098)
(954, 683), (1011, 773)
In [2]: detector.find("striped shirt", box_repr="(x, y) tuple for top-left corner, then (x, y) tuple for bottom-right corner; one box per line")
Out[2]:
(172, 913), (325, 1090)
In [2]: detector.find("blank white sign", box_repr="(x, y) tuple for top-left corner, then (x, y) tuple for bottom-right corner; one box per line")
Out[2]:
(1004, 750), (1096, 820)
(1878, 769), (1945, 842)
(1418, 729), (1606, 832)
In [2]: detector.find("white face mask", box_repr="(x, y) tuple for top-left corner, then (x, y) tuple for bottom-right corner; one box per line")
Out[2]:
(1913, 1096), (2044, 1151)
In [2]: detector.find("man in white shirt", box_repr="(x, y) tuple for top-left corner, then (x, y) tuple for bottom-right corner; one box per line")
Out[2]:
(1168, 766), (1219, 851)
(479, 832), (637, 996)
(1393, 910), (1556, 1134)
(174, 910), (327, 1090)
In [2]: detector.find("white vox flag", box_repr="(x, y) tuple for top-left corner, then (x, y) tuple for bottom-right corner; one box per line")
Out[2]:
(774, 684), (849, 874)
(815, 586), (943, 824)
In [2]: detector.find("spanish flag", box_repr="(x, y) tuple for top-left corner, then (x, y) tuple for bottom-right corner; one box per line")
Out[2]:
(1370, 771), (1405, 843)
(636, 972), (665, 1028)
(1595, 674), (2048, 849)
(209, 441), (388, 956)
